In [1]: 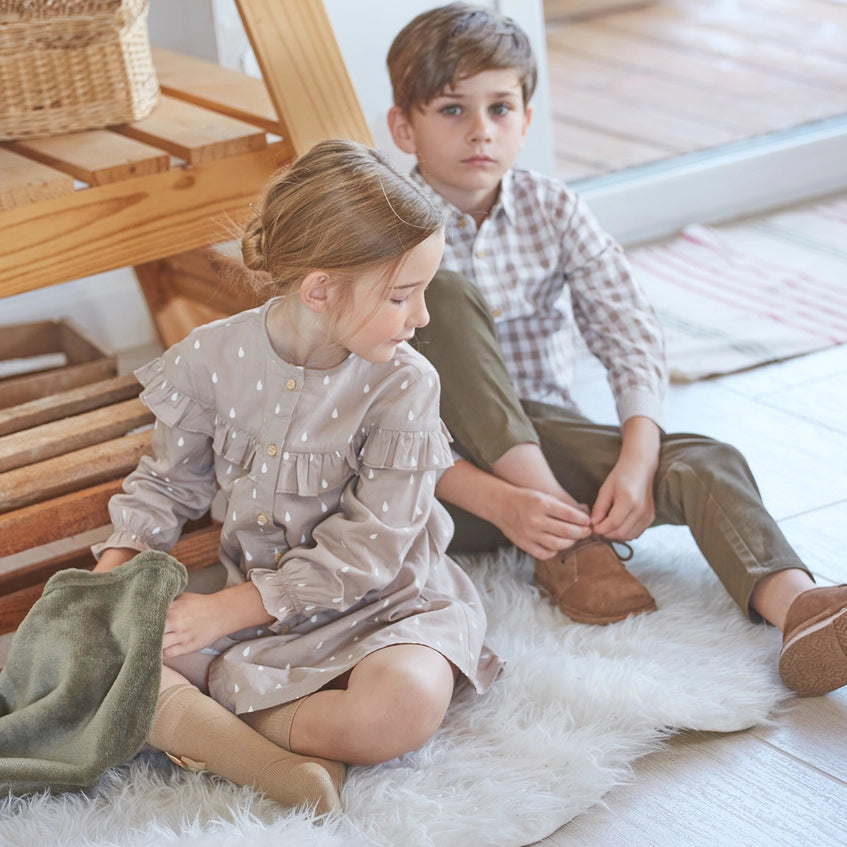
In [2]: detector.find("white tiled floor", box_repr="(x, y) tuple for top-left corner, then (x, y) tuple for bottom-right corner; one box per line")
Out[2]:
(534, 324), (847, 847)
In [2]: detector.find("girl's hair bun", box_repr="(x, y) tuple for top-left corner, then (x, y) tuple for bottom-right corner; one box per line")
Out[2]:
(241, 218), (269, 272)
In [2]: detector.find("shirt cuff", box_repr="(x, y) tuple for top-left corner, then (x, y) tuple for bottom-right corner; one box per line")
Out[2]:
(616, 389), (665, 431)
(91, 530), (152, 560)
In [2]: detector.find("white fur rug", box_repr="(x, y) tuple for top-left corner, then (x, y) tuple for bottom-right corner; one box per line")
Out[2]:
(0, 526), (786, 847)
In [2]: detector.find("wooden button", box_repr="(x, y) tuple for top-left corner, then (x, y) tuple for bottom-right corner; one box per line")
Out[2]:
(267, 444), (277, 456)
(286, 378), (297, 390)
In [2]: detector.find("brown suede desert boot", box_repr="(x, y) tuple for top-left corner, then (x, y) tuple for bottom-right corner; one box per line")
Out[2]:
(535, 535), (657, 625)
(778, 584), (847, 697)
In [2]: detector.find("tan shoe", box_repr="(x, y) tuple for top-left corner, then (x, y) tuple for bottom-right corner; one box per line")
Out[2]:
(535, 535), (657, 625)
(778, 584), (847, 697)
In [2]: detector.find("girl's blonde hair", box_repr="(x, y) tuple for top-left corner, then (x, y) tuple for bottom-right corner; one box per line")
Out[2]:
(242, 139), (443, 312)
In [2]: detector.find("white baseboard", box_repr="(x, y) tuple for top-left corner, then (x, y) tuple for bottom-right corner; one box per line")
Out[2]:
(577, 118), (847, 246)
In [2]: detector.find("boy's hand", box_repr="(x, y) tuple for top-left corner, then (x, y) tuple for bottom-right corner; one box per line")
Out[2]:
(496, 486), (592, 560)
(591, 416), (660, 541)
(434, 458), (591, 559)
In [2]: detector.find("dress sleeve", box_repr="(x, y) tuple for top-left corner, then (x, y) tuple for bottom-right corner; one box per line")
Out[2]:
(248, 364), (454, 622)
(559, 190), (668, 427)
(93, 350), (219, 558)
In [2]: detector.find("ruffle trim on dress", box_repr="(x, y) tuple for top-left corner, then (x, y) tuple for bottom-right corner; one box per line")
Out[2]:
(136, 358), (257, 468)
(359, 421), (453, 471)
(274, 446), (357, 496)
(272, 422), (453, 495)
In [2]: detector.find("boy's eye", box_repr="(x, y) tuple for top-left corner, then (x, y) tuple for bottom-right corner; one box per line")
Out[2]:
(490, 102), (512, 116)
(391, 296), (410, 305)
(439, 104), (462, 117)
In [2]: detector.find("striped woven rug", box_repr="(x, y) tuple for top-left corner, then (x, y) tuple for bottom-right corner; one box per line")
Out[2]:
(628, 193), (847, 382)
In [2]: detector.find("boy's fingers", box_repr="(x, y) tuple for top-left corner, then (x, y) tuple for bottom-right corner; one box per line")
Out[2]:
(551, 500), (591, 525)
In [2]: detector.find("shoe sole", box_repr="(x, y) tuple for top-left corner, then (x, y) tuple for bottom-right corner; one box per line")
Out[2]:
(778, 603), (847, 697)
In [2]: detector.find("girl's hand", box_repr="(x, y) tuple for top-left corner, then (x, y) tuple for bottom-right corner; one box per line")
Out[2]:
(162, 592), (227, 659)
(162, 581), (275, 660)
(92, 546), (137, 573)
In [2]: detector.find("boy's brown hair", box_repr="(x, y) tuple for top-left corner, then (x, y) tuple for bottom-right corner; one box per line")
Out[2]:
(387, 2), (537, 113)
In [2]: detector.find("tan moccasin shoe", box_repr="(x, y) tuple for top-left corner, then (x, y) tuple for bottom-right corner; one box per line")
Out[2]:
(535, 535), (657, 625)
(778, 584), (847, 697)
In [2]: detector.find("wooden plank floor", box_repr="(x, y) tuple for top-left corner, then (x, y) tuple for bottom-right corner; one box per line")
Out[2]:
(545, 0), (847, 182)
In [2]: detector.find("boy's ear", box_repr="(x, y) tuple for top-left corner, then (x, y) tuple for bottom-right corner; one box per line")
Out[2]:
(299, 271), (332, 313)
(387, 106), (417, 155)
(520, 105), (533, 148)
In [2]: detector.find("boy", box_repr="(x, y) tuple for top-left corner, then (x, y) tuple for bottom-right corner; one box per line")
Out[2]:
(385, 2), (847, 696)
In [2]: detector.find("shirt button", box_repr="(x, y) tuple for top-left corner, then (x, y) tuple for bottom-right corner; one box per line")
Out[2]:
(274, 551), (284, 563)
(257, 513), (268, 526)
(267, 444), (277, 456)
(286, 378), (297, 390)
(456, 217), (467, 229)
(491, 308), (502, 318)
(475, 249), (485, 259)
(281, 625), (291, 634)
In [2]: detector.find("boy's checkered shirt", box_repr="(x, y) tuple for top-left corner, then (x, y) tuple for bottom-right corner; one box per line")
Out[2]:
(410, 167), (668, 427)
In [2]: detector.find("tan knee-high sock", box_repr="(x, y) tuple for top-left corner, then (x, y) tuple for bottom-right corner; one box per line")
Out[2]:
(148, 683), (343, 814)
(240, 697), (308, 750)
(241, 696), (347, 792)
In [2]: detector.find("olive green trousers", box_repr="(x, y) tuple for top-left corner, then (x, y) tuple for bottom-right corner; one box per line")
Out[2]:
(416, 270), (810, 620)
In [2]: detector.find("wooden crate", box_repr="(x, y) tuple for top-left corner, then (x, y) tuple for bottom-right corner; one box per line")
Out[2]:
(0, 363), (221, 635)
(0, 318), (117, 409)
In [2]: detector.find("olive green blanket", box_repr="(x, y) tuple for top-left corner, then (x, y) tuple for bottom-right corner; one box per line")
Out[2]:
(0, 551), (187, 795)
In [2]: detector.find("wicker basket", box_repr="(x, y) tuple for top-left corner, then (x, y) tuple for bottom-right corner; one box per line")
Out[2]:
(0, 0), (159, 140)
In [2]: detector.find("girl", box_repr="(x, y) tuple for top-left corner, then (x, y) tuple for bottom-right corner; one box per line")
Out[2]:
(93, 139), (502, 814)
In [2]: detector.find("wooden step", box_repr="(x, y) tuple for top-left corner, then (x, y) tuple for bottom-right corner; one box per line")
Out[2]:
(114, 94), (268, 165)
(8, 130), (170, 189)
(0, 146), (74, 210)
(153, 46), (284, 135)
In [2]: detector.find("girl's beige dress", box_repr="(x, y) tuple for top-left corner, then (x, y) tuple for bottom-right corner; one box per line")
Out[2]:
(96, 301), (502, 714)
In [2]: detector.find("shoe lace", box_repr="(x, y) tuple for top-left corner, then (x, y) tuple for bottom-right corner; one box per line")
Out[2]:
(572, 533), (634, 562)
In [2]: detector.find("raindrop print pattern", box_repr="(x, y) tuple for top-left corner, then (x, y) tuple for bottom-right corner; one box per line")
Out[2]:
(99, 303), (498, 716)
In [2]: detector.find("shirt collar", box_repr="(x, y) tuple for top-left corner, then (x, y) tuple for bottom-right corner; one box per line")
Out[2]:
(409, 166), (517, 228)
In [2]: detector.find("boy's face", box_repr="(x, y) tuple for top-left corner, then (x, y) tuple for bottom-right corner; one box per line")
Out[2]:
(389, 68), (532, 216)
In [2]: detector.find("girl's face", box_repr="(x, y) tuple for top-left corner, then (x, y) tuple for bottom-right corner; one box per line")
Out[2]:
(341, 229), (445, 363)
